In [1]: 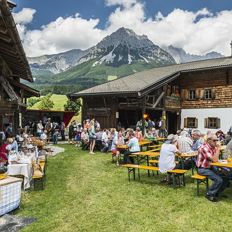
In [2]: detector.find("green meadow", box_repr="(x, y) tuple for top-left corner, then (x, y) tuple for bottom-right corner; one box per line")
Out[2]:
(18, 145), (232, 232)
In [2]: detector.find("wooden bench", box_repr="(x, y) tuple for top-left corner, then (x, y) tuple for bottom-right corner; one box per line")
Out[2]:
(167, 169), (188, 187)
(122, 164), (139, 181)
(32, 162), (46, 190)
(191, 174), (209, 196)
(122, 164), (159, 181)
(122, 164), (187, 188)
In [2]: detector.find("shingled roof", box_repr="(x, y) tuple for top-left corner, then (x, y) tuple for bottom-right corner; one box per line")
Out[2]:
(0, 0), (33, 82)
(71, 56), (232, 98)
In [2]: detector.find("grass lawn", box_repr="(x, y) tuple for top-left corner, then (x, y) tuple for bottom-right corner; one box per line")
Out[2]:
(18, 145), (232, 232)
(29, 94), (68, 111)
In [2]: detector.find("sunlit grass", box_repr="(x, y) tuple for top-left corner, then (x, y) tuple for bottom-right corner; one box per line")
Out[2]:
(18, 145), (232, 232)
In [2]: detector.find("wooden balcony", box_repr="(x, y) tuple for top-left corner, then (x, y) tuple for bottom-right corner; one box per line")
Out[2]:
(165, 96), (181, 109)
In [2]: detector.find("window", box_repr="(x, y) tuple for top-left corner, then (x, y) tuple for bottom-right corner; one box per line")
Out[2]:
(184, 117), (198, 128)
(204, 89), (212, 99)
(205, 117), (220, 129)
(189, 90), (196, 100)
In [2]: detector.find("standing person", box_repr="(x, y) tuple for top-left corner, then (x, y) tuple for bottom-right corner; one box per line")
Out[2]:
(5, 123), (13, 138)
(197, 134), (230, 202)
(45, 118), (52, 143)
(60, 122), (66, 141)
(68, 121), (74, 144)
(52, 129), (59, 145)
(36, 120), (44, 137)
(89, 119), (96, 154)
(123, 130), (140, 164)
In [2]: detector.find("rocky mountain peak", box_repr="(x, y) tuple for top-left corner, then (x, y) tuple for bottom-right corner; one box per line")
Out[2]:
(96, 27), (154, 50)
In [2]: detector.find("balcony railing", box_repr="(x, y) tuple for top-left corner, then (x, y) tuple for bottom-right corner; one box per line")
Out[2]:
(165, 96), (181, 109)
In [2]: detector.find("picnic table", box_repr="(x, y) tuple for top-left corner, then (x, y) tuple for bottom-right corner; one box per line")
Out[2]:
(7, 163), (32, 190)
(211, 160), (232, 169)
(117, 144), (128, 150)
(130, 151), (160, 176)
(116, 141), (151, 150)
(157, 137), (167, 142)
(177, 152), (198, 174)
(0, 177), (23, 216)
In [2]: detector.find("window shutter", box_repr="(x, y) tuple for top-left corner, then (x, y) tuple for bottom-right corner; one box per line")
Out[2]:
(211, 89), (216, 99)
(184, 118), (187, 128)
(196, 89), (201, 100)
(216, 118), (221, 129)
(184, 90), (189, 100)
(200, 89), (205, 100)
(204, 118), (209, 128)
(195, 118), (198, 128)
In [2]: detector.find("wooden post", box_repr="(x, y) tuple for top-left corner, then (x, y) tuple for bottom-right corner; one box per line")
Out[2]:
(142, 97), (146, 136)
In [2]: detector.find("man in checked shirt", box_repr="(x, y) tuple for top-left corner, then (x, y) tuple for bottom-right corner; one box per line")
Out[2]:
(197, 134), (230, 202)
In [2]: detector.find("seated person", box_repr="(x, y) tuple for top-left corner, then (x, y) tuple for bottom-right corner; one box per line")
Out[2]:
(40, 130), (48, 143)
(111, 129), (120, 166)
(177, 131), (194, 170)
(0, 137), (8, 164)
(216, 130), (225, 142)
(135, 127), (143, 142)
(145, 129), (155, 143)
(123, 130), (140, 164)
(159, 134), (181, 182)
(101, 129), (109, 153)
(81, 128), (89, 150)
(197, 134), (230, 201)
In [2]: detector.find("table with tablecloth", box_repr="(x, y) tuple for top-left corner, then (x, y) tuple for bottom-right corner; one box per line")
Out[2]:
(7, 163), (32, 190)
(0, 177), (23, 216)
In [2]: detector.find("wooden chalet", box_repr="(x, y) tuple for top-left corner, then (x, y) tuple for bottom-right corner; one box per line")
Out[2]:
(70, 55), (232, 134)
(0, 0), (39, 133)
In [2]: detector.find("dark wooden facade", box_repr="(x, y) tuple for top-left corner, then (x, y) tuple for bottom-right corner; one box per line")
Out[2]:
(0, 0), (39, 133)
(75, 65), (232, 133)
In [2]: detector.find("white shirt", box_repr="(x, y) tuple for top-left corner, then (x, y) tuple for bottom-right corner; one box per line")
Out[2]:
(128, 137), (140, 153)
(101, 132), (108, 143)
(159, 143), (178, 173)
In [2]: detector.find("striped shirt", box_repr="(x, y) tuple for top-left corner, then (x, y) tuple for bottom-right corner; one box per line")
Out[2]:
(196, 142), (217, 168)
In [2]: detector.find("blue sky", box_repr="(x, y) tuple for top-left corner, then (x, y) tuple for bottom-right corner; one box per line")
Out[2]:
(12, 0), (232, 56)
(13, 0), (232, 29)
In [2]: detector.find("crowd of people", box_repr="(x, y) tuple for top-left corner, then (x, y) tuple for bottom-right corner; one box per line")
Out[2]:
(2, 116), (232, 202)
(158, 128), (232, 202)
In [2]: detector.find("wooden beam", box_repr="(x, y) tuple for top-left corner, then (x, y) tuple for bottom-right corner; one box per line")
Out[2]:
(152, 91), (165, 108)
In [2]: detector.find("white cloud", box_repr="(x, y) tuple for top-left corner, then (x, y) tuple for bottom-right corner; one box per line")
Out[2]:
(15, 13), (107, 57)
(105, 0), (137, 8)
(106, 4), (232, 56)
(14, 3), (232, 57)
(13, 8), (36, 25)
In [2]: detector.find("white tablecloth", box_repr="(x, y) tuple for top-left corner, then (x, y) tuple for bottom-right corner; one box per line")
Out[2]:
(0, 177), (23, 216)
(7, 163), (32, 190)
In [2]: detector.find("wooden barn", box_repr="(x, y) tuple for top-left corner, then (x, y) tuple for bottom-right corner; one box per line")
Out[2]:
(70, 56), (232, 134)
(0, 0), (39, 133)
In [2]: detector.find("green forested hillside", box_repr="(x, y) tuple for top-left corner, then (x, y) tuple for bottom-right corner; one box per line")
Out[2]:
(30, 58), (174, 94)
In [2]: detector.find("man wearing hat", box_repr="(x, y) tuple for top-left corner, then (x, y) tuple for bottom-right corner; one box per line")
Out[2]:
(197, 134), (230, 202)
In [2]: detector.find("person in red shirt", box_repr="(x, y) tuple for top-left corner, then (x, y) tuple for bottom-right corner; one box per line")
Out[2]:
(197, 134), (229, 202)
(0, 138), (8, 163)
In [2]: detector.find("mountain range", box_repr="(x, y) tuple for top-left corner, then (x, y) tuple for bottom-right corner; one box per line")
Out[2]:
(27, 27), (224, 94)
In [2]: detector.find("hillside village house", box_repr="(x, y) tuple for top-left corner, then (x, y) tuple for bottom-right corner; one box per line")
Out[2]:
(0, 0), (39, 133)
(70, 55), (232, 134)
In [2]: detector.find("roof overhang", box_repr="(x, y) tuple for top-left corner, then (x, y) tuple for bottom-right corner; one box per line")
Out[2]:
(68, 91), (138, 98)
(0, 0), (33, 82)
(70, 62), (232, 99)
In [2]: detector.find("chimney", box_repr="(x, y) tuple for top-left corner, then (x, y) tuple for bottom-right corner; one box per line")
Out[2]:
(231, 41), (232, 57)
